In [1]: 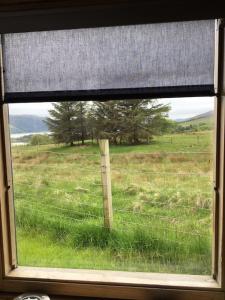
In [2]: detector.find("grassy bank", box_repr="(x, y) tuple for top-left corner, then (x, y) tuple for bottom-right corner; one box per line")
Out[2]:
(12, 131), (213, 274)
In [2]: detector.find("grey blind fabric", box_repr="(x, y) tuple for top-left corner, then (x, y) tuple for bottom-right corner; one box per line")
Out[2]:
(2, 20), (215, 97)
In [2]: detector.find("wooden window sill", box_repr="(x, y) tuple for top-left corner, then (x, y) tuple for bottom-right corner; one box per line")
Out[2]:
(6, 267), (220, 290)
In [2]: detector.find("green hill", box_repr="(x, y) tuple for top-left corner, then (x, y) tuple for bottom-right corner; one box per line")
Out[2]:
(176, 111), (213, 132)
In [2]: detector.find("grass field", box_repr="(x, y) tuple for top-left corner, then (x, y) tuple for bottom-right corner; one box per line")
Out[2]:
(11, 131), (214, 275)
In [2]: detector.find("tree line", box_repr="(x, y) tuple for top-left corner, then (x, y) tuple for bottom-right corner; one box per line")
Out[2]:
(45, 100), (173, 146)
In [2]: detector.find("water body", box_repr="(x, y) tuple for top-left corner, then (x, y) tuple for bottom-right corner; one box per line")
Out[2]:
(11, 131), (50, 146)
(11, 131), (50, 139)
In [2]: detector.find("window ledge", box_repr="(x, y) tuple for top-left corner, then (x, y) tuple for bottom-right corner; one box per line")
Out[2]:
(6, 266), (220, 290)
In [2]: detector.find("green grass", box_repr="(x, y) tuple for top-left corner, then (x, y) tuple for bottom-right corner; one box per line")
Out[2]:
(12, 131), (214, 274)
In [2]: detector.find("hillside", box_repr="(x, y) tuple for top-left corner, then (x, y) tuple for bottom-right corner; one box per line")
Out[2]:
(9, 115), (48, 134)
(176, 110), (214, 132)
(189, 110), (213, 121)
(177, 111), (213, 123)
(183, 110), (213, 126)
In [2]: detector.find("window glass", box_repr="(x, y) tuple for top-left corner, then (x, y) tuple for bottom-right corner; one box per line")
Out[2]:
(9, 97), (214, 274)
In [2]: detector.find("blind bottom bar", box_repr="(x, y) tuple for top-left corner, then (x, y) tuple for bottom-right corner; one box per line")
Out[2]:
(4, 85), (215, 103)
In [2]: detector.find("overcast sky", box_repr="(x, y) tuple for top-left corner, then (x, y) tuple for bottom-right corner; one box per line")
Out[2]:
(8, 97), (214, 120)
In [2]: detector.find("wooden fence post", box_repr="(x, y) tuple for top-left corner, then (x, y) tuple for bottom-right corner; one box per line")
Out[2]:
(99, 139), (113, 230)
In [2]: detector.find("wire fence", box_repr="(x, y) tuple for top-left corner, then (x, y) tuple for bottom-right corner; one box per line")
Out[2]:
(9, 131), (214, 273)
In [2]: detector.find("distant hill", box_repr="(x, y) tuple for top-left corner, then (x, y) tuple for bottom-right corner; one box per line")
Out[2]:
(188, 110), (213, 122)
(176, 111), (213, 123)
(176, 110), (214, 132)
(9, 115), (48, 134)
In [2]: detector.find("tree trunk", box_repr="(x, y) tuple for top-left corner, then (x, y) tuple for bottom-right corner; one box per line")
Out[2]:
(80, 103), (85, 145)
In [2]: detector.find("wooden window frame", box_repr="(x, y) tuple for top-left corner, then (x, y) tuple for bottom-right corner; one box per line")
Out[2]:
(0, 16), (224, 300)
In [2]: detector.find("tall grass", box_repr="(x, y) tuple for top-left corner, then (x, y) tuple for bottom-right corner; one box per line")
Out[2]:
(12, 131), (213, 274)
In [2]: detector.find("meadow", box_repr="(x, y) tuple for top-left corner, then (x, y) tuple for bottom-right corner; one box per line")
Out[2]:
(11, 131), (214, 275)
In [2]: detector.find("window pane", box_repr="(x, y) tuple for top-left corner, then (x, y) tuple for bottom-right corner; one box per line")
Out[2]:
(9, 97), (214, 274)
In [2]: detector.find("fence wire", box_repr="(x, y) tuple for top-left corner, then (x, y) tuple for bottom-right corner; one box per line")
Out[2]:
(11, 138), (213, 274)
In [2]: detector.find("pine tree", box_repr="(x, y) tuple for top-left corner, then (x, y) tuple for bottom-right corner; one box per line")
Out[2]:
(46, 102), (88, 146)
(93, 99), (170, 145)
(92, 101), (123, 144)
(73, 101), (88, 145)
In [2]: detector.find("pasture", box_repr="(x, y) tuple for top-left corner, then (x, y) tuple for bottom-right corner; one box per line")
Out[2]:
(11, 131), (213, 274)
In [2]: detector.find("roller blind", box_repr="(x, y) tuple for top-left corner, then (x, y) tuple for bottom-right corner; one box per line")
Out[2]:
(2, 20), (215, 102)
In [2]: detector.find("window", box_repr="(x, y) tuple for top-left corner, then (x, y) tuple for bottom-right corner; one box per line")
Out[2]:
(8, 98), (215, 276)
(0, 15), (224, 300)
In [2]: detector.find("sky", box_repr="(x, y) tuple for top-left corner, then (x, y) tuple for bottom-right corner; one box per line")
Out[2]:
(8, 97), (214, 120)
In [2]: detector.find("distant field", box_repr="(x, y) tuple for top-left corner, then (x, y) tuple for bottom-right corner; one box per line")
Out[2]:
(11, 131), (214, 274)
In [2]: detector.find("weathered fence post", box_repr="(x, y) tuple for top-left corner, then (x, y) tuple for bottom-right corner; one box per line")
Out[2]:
(99, 139), (113, 230)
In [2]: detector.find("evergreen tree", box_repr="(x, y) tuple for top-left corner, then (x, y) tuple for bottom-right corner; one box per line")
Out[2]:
(86, 107), (97, 144)
(46, 102), (88, 146)
(92, 101), (123, 144)
(93, 99), (170, 145)
(73, 101), (88, 145)
(46, 100), (170, 146)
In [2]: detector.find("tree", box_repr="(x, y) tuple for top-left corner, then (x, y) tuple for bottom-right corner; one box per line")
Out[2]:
(86, 107), (97, 144)
(46, 100), (170, 146)
(73, 101), (88, 145)
(30, 134), (52, 146)
(92, 101), (123, 144)
(93, 99), (170, 145)
(45, 102), (88, 146)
